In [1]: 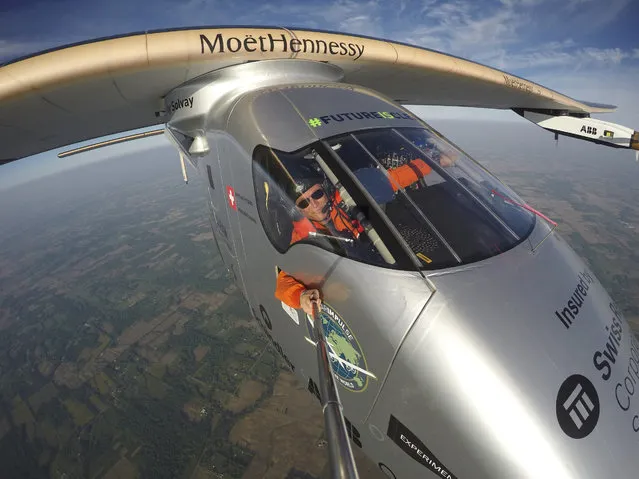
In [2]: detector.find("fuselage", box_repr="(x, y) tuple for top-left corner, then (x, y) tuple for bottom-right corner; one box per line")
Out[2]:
(164, 60), (638, 478)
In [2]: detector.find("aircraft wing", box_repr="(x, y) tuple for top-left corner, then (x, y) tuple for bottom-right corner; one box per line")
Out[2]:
(1, 26), (636, 163)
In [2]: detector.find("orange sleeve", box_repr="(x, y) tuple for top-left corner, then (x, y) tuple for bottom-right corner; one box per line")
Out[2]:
(290, 218), (315, 244)
(275, 270), (306, 309)
(387, 159), (432, 192)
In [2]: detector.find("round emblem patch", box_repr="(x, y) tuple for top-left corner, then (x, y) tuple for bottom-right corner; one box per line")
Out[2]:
(307, 302), (369, 392)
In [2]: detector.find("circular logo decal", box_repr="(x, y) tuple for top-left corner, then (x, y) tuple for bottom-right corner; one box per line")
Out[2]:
(556, 374), (600, 439)
(307, 303), (369, 392)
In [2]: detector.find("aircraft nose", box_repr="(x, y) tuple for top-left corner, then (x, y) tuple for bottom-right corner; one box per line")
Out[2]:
(372, 234), (639, 478)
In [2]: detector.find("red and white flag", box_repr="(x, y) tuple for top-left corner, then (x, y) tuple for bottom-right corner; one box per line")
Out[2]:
(226, 185), (237, 210)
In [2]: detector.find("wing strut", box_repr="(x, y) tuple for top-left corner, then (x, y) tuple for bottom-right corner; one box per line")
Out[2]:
(57, 129), (164, 158)
(311, 303), (360, 479)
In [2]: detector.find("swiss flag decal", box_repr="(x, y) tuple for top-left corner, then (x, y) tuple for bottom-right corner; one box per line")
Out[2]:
(226, 185), (237, 210)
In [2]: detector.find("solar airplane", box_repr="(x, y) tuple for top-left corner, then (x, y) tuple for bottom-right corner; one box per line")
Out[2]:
(2, 27), (639, 478)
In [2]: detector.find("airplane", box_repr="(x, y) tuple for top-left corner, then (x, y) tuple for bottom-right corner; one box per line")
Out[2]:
(1, 26), (639, 478)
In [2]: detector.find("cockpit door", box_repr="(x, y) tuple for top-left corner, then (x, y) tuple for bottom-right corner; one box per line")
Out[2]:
(247, 144), (437, 439)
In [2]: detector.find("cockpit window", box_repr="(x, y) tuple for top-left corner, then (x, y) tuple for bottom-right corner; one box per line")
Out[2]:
(252, 145), (400, 267)
(399, 128), (535, 239)
(253, 126), (536, 271)
(327, 127), (535, 268)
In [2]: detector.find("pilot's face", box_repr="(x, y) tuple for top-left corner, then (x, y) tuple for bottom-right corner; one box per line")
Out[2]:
(296, 184), (329, 223)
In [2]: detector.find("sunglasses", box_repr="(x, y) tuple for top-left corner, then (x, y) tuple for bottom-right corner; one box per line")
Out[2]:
(296, 189), (325, 209)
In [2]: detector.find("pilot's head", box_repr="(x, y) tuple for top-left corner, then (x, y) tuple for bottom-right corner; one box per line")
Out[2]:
(289, 163), (330, 223)
(295, 181), (329, 223)
(438, 150), (458, 168)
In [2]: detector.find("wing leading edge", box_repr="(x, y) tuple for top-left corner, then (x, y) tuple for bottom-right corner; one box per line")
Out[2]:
(0, 26), (634, 162)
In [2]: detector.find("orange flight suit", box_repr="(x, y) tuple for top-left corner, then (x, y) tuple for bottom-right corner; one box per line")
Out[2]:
(275, 159), (431, 309)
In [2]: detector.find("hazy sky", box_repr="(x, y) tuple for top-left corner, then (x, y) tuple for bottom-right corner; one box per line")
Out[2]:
(0, 0), (637, 188)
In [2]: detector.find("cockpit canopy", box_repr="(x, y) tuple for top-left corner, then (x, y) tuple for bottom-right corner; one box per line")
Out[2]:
(253, 124), (536, 271)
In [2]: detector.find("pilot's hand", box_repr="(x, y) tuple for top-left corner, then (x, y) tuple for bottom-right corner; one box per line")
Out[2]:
(439, 151), (459, 168)
(300, 289), (322, 316)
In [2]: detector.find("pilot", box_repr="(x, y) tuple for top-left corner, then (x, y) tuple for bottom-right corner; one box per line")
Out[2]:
(422, 139), (459, 168)
(275, 158), (432, 316)
(288, 170), (362, 245)
(438, 149), (458, 168)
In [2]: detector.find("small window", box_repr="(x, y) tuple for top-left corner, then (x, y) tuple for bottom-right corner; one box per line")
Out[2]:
(253, 147), (295, 252)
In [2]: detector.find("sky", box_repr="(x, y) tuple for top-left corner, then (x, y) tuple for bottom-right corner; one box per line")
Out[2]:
(0, 0), (638, 188)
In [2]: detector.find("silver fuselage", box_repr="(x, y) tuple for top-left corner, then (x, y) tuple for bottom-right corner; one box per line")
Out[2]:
(164, 60), (638, 478)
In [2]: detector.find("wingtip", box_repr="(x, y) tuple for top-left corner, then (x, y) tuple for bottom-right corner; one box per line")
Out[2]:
(577, 99), (618, 112)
